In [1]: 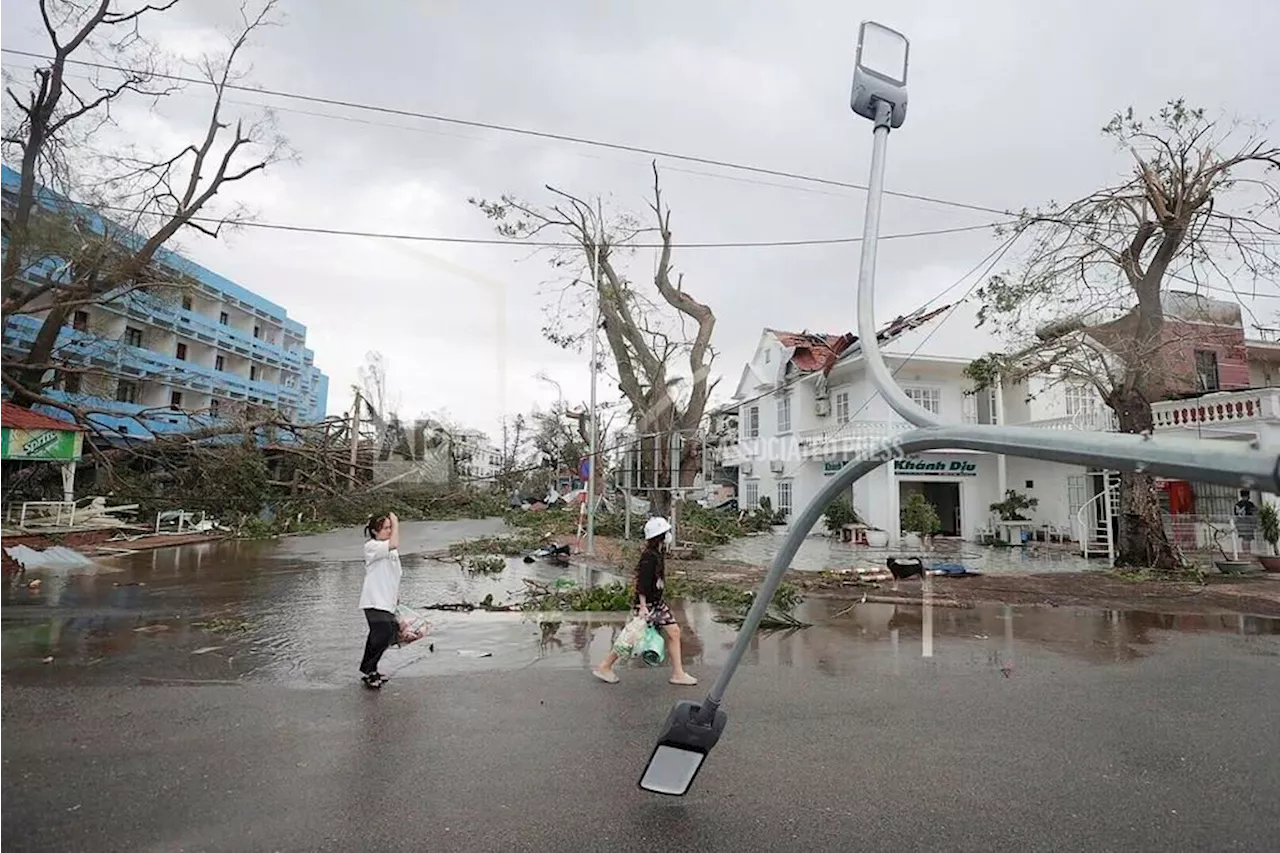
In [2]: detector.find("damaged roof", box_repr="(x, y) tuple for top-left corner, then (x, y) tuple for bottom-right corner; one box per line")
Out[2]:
(1, 402), (85, 432)
(767, 304), (953, 376)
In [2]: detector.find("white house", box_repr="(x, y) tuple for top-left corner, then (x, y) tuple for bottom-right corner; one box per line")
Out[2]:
(454, 428), (502, 484)
(724, 300), (1280, 552)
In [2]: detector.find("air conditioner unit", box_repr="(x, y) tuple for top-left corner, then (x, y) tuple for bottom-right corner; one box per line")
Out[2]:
(740, 463), (753, 476)
(769, 460), (785, 474)
(815, 398), (831, 417)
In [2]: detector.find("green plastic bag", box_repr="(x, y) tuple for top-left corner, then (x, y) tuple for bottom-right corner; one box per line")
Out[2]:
(637, 624), (666, 666)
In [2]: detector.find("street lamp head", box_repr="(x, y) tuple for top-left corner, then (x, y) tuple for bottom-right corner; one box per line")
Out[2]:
(638, 699), (727, 796)
(850, 21), (909, 128)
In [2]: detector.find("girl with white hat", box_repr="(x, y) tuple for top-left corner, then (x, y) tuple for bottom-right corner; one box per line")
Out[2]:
(592, 516), (698, 686)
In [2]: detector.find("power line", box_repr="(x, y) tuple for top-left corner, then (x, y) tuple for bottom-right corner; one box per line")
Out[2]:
(0, 47), (1010, 218)
(77, 201), (1004, 249)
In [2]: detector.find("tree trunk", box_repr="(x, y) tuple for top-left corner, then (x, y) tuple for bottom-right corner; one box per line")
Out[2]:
(1111, 389), (1179, 570)
(12, 302), (74, 406)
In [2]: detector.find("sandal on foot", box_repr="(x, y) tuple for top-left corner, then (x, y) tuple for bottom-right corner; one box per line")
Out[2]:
(669, 673), (698, 686)
(361, 673), (385, 689)
(592, 668), (619, 684)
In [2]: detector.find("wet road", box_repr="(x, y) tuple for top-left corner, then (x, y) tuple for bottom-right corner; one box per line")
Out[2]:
(4, 522), (1280, 851)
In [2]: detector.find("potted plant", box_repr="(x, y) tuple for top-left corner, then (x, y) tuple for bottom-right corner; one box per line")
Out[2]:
(1210, 522), (1258, 575)
(989, 489), (1038, 521)
(865, 527), (890, 548)
(823, 495), (862, 538)
(900, 492), (941, 550)
(989, 489), (1039, 545)
(1257, 503), (1280, 572)
(757, 496), (787, 533)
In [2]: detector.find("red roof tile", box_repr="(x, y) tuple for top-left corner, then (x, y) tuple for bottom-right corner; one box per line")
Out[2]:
(1, 402), (85, 432)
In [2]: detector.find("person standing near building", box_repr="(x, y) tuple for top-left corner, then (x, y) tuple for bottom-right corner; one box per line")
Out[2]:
(359, 512), (401, 689)
(593, 516), (698, 686)
(1234, 490), (1259, 554)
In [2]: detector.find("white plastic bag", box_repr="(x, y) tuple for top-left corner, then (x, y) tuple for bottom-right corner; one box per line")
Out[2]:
(395, 604), (430, 646)
(612, 615), (648, 656)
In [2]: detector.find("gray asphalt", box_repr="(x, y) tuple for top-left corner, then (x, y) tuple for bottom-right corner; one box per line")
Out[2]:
(4, 631), (1278, 852)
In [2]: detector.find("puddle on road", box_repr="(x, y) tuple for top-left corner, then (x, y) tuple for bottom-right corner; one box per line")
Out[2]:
(4, 523), (1279, 688)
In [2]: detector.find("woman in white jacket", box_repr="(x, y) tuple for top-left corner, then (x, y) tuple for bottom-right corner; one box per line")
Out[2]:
(359, 512), (401, 689)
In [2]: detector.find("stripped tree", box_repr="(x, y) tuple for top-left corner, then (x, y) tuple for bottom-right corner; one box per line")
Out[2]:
(2, 0), (289, 415)
(471, 164), (717, 515)
(968, 100), (1279, 569)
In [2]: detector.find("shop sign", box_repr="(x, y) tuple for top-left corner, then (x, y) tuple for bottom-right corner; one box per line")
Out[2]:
(893, 456), (979, 477)
(1, 427), (83, 461)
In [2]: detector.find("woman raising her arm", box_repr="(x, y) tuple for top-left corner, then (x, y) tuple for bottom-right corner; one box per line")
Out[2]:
(359, 511), (401, 689)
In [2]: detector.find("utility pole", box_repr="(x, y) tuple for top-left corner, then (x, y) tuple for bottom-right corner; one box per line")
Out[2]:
(586, 205), (602, 557)
(348, 388), (362, 490)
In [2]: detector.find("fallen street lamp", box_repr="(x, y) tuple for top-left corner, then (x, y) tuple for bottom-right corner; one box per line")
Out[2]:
(638, 20), (1280, 796)
(638, 699), (727, 796)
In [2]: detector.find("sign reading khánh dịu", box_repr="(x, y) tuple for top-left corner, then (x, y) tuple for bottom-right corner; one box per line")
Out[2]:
(893, 457), (979, 477)
(1, 427), (83, 461)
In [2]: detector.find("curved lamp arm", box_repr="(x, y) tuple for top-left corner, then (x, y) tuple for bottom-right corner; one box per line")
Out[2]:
(855, 98), (943, 429)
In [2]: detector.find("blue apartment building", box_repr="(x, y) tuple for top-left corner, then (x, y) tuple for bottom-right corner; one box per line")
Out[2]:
(1, 165), (329, 439)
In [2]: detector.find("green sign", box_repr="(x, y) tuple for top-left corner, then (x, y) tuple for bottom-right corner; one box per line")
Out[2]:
(823, 461), (845, 475)
(1, 427), (83, 462)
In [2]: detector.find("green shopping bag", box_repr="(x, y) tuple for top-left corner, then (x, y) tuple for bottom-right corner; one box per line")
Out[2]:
(637, 624), (666, 666)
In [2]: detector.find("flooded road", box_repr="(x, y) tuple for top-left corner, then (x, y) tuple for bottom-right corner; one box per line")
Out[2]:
(4, 520), (1279, 689)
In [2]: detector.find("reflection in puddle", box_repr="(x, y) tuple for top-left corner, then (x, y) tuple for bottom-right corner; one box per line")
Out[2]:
(4, 529), (1279, 688)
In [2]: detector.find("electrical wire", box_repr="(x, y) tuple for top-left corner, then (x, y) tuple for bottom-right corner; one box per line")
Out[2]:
(0, 47), (1010, 217)
(43, 198), (1005, 249)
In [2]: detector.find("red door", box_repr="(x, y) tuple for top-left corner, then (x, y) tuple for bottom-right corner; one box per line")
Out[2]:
(1163, 480), (1195, 548)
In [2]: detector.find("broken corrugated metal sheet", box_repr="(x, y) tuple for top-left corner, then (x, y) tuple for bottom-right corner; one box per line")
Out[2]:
(769, 303), (953, 377)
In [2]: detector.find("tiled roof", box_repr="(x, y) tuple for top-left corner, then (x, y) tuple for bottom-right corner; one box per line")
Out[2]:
(1, 402), (85, 432)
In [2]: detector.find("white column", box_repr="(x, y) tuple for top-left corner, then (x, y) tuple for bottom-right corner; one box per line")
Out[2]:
(60, 462), (76, 503)
(995, 378), (1009, 503)
(886, 460), (899, 547)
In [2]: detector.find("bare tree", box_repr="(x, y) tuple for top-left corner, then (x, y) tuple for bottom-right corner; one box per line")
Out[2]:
(970, 100), (1279, 569)
(496, 413), (528, 494)
(2, 0), (289, 408)
(471, 163), (718, 514)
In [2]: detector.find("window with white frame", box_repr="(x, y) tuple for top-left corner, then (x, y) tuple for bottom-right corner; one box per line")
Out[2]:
(776, 480), (793, 518)
(1064, 384), (1096, 418)
(744, 406), (760, 439)
(834, 390), (850, 424)
(903, 386), (941, 415)
(743, 480), (760, 510)
(776, 394), (792, 433)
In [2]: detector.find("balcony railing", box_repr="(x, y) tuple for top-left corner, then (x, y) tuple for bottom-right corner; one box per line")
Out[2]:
(1023, 409), (1119, 432)
(1152, 388), (1280, 430)
(797, 420), (914, 456)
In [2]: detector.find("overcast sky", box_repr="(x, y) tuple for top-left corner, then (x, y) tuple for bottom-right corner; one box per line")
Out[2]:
(3, 0), (1278, 440)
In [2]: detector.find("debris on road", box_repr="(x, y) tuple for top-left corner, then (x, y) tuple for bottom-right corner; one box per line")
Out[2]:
(4, 545), (94, 570)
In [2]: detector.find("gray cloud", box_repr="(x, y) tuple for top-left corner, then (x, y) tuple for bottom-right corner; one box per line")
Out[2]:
(3, 0), (1277, 438)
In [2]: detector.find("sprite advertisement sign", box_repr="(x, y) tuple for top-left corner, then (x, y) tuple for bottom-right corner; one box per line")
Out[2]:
(1, 427), (83, 461)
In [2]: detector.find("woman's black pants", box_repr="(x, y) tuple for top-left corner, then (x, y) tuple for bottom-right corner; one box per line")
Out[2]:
(361, 608), (397, 675)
